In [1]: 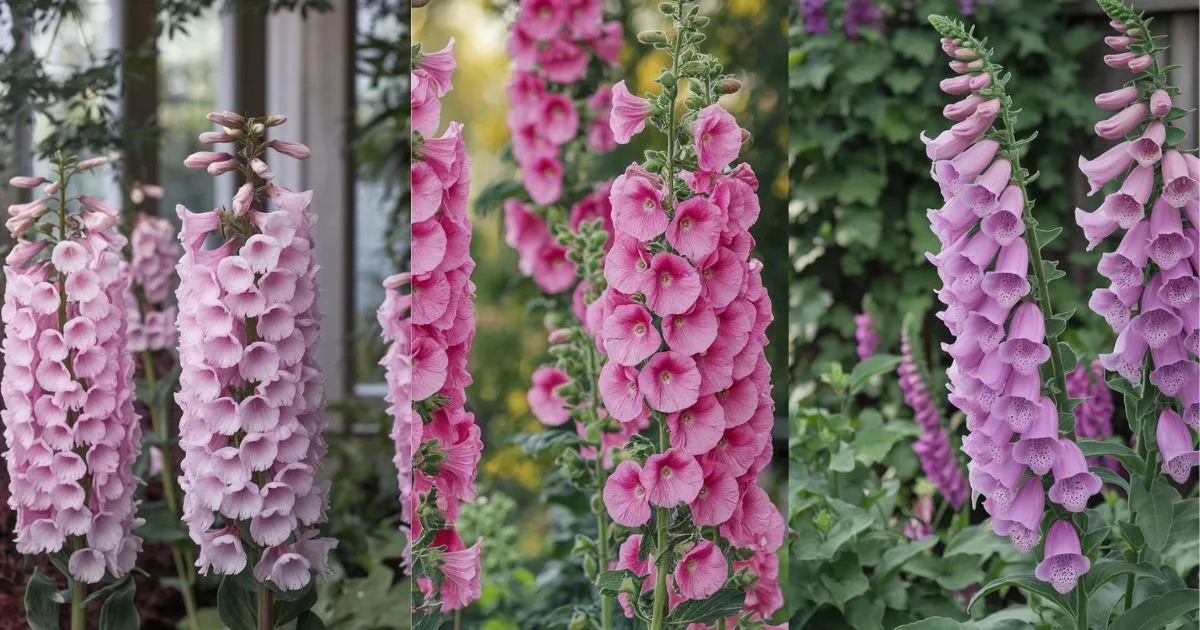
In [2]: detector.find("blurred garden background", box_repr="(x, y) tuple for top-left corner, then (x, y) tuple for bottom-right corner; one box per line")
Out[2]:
(413, 0), (788, 625)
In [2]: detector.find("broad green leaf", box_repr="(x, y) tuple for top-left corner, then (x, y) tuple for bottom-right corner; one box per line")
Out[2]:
(877, 537), (938, 582)
(24, 569), (62, 630)
(1109, 588), (1200, 630)
(853, 410), (921, 464)
(413, 609), (442, 630)
(664, 587), (744, 625)
(217, 574), (257, 630)
(134, 500), (189, 543)
(511, 430), (586, 455)
(274, 584), (317, 626)
(595, 569), (641, 597)
(966, 574), (1068, 616)
(1077, 439), (1143, 475)
(844, 595), (885, 630)
(1084, 561), (1163, 596)
(1164, 125), (1187, 148)
(99, 577), (139, 630)
(1092, 467), (1129, 493)
(295, 611), (327, 630)
(792, 499), (873, 561)
(1131, 477), (1179, 551)
(848, 354), (902, 395)
(830, 441), (856, 472)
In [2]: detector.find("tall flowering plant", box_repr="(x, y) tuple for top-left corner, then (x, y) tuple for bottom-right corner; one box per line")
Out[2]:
(176, 113), (336, 629)
(926, 7), (1199, 626)
(590, 2), (784, 628)
(3, 153), (143, 628)
(408, 38), (484, 623)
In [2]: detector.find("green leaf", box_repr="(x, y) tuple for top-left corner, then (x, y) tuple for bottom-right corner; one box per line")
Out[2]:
(1092, 467), (1129, 493)
(892, 29), (938, 64)
(1131, 477), (1179, 551)
(844, 595), (885, 630)
(217, 574), (258, 630)
(877, 537), (938, 582)
(1036, 226), (1063, 249)
(24, 569), (62, 630)
(966, 575), (1068, 615)
(99, 577), (139, 630)
(595, 569), (641, 597)
(852, 410), (921, 464)
(295, 611), (327, 630)
(1163, 125), (1187, 148)
(511, 430), (586, 455)
(848, 354), (902, 395)
(1077, 439), (1143, 475)
(274, 584), (317, 626)
(85, 575), (133, 604)
(829, 441), (856, 472)
(134, 500), (190, 543)
(413, 609), (442, 630)
(1058, 341), (1078, 373)
(1084, 561), (1164, 596)
(1109, 588), (1200, 630)
(664, 587), (744, 626)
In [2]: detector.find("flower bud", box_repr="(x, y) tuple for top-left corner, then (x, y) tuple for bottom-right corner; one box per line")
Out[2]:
(717, 78), (742, 94)
(269, 139), (312, 160)
(207, 159), (240, 176)
(199, 130), (235, 144)
(184, 151), (234, 169)
(8, 176), (45, 189)
(75, 156), (109, 171)
(637, 30), (667, 44)
(207, 110), (245, 127)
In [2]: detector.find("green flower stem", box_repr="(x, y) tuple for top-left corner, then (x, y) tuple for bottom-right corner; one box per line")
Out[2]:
(71, 578), (86, 630)
(1077, 587), (1088, 630)
(257, 582), (274, 630)
(140, 350), (200, 630)
(585, 338), (614, 630)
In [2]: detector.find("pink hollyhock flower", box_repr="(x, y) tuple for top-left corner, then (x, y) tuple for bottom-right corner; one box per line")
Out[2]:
(525, 155), (565, 206)
(603, 304), (662, 366)
(431, 529), (482, 611)
(598, 361), (646, 422)
(539, 37), (589, 83)
(661, 300), (718, 356)
(689, 460), (740, 525)
(539, 92), (580, 145)
(644, 253), (702, 316)
(666, 396), (725, 455)
(1035, 520), (1090, 594)
(639, 351), (702, 413)
(518, 0), (566, 41)
(691, 105), (743, 172)
(604, 460), (652, 526)
(667, 197), (723, 260)
(674, 540), (726, 600)
(610, 80), (652, 144)
(415, 38), (457, 97)
(604, 235), (653, 296)
(528, 366), (572, 426)
(641, 448), (703, 507)
(611, 171), (668, 240)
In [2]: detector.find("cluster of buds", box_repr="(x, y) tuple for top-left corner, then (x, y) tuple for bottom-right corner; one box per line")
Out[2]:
(176, 112), (337, 591)
(925, 17), (1096, 594)
(898, 327), (968, 509)
(1075, 1), (1199, 485)
(594, 2), (783, 624)
(2, 155), (143, 584)
(503, 0), (623, 294)
(408, 40), (483, 613)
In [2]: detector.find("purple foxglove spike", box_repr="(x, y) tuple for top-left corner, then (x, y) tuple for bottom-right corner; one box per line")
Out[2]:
(1094, 85), (1140, 110)
(1035, 520), (1090, 594)
(1095, 103), (1149, 139)
(963, 312), (1006, 353)
(1188, 227), (1199, 271)
(922, 128), (974, 161)
(1147, 198), (1194, 270)
(992, 477), (1045, 553)
(945, 335), (987, 371)
(962, 230), (1002, 267)
(1088, 284), (1142, 333)
(980, 452), (1026, 516)
(1156, 409), (1198, 483)
(1128, 55), (1152, 73)
(931, 196), (980, 244)
(951, 99), (1000, 140)
(1149, 339), (1197, 397)
(1099, 164), (1154, 229)
(993, 371), (1042, 433)
(962, 159), (1013, 218)
(944, 93), (984, 121)
(1131, 275), (1183, 350)
(939, 74), (977, 96)
(1104, 35), (1131, 50)
(1129, 122), (1165, 167)
(1100, 324), (1150, 382)
(1156, 261), (1198, 311)
(1013, 397), (1063, 475)
(998, 303), (1051, 375)
(981, 186), (1025, 245)
(1079, 141), (1136, 196)
(1163, 150), (1200, 209)
(1181, 380), (1199, 430)
(974, 350), (1015, 392)
(934, 139), (1001, 199)
(1103, 51), (1134, 68)
(967, 73), (990, 91)
(1048, 440), (1103, 512)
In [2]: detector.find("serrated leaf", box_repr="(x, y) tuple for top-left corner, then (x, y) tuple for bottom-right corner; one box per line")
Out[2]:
(595, 569), (641, 597)
(1109, 588), (1199, 630)
(1058, 341), (1078, 372)
(1131, 477), (1179, 551)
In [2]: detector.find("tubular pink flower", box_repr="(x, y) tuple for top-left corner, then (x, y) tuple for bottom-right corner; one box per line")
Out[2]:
(176, 118), (336, 590)
(3, 165), (142, 582)
(610, 80), (653, 144)
(127, 214), (181, 352)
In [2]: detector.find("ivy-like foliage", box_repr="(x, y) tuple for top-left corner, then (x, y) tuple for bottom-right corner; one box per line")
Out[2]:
(789, 0), (1107, 406)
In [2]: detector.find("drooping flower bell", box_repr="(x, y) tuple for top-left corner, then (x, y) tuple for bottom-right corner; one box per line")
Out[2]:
(176, 114), (336, 590)
(2, 157), (143, 583)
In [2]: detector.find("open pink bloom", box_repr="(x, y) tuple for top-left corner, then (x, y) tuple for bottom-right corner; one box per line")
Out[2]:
(430, 529), (482, 611)
(1035, 520), (1090, 594)
(641, 448), (703, 507)
(610, 80), (653, 144)
(1157, 409), (1199, 483)
(992, 478), (1045, 553)
(528, 366), (572, 426)
(604, 460), (652, 526)
(525, 154), (564, 206)
(1048, 440), (1103, 512)
(599, 362), (646, 422)
(666, 395), (725, 455)
(604, 235), (653, 295)
(638, 351), (701, 413)
(692, 104), (743, 172)
(604, 304), (662, 366)
(539, 92), (580, 145)
(667, 197), (723, 260)
(674, 540), (727, 600)
(611, 173), (667, 240)
(645, 253), (702, 316)
(661, 299), (718, 356)
(539, 37), (589, 83)
(689, 460), (740, 525)
(416, 38), (457, 97)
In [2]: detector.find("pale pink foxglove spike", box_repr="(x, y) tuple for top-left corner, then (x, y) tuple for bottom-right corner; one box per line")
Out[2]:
(184, 151), (234, 169)
(8, 175), (46, 189)
(207, 110), (245, 127)
(1150, 89), (1172, 117)
(269, 139), (312, 160)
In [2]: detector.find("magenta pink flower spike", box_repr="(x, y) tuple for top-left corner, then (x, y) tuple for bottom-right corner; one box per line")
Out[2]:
(176, 114), (337, 591)
(128, 213), (181, 352)
(1035, 520), (1091, 594)
(407, 38), (483, 613)
(1077, 16), (1199, 426)
(854, 311), (878, 359)
(898, 328), (968, 508)
(503, 0), (622, 292)
(2, 158), (143, 584)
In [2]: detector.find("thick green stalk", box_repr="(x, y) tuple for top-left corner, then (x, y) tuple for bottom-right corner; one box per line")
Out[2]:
(1076, 588), (1088, 630)
(71, 579), (86, 630)
(257, 582), (274, 630)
